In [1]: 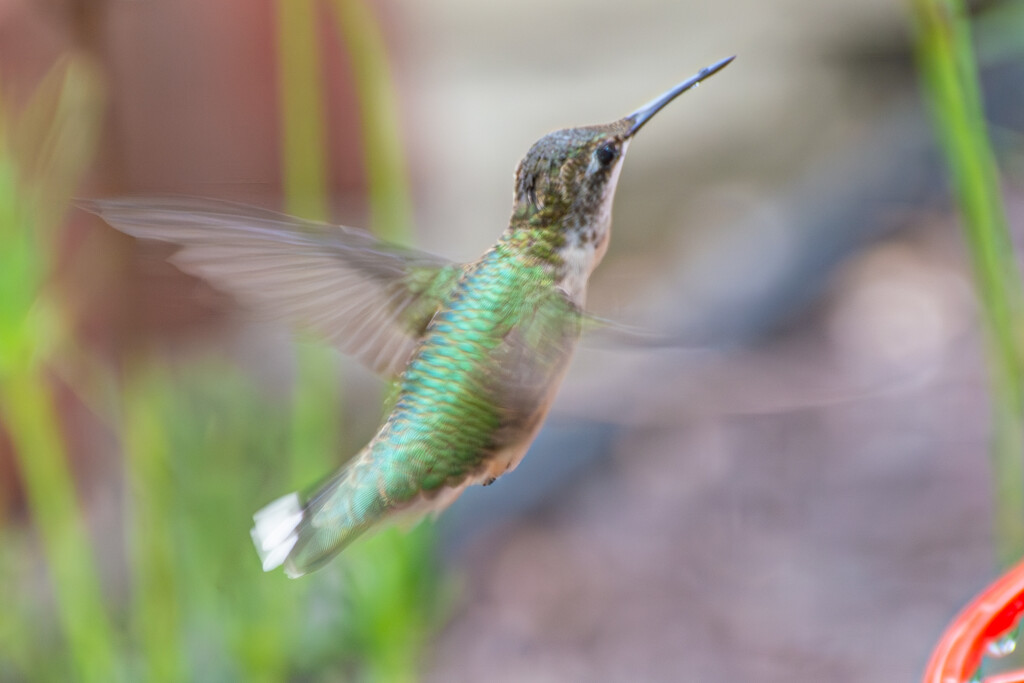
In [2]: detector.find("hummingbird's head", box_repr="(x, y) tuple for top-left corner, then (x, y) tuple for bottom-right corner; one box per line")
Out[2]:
(512, 121), (633, 249)
(507, 56), (734, 297)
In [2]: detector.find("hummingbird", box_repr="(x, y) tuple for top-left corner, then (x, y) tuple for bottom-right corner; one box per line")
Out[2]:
(86, 56), (734, 578)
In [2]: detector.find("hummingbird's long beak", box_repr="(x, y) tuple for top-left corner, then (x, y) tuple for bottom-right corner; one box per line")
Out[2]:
(625, 55), (735, 137)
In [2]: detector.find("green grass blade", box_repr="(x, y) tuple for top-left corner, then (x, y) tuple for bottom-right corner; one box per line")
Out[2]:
(344, 525), (450, 683)
(274, 0), (341, 486)
(0, 56), (116, 682)
(329, 0), (413, 244)
(2, 368), (119, 682)
(276, 0), (330, 223)
(123, 370), (185, 682)
(288, 341), (342, 489)
(910, 0), (1024, 567)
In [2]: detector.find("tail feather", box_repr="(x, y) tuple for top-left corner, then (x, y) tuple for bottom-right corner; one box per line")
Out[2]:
(250, 492), (303, 573)
(251, 449), (484, 577)
(250, 465), (382, 578)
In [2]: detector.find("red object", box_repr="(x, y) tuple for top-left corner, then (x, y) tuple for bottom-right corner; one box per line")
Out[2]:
(924, 558), (1024, 683)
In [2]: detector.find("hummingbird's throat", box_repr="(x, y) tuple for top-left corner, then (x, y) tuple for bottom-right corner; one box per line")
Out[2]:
(554, 145), (627, 304)
(556, 231), (604, 306)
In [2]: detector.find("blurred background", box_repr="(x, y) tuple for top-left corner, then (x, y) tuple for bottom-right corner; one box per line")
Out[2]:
(2, 0), (1024, 680)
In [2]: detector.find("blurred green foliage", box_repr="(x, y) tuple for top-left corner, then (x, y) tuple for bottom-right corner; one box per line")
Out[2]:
(911, 0), (1024, 569)
(330, 0), (414, 244)
(0, 1), (449, 680)
(0, 56), (117, 683)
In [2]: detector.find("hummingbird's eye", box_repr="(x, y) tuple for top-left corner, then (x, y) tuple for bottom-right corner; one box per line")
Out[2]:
(595, 143), (617, 167)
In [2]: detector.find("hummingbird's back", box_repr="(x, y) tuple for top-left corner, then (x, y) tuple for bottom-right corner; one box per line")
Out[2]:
(272, 243), (581, 575)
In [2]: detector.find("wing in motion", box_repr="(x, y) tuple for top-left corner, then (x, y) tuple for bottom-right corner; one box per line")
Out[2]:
(84, 198), (462, 376)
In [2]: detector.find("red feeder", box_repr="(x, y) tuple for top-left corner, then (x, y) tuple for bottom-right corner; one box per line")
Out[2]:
(924, 557), (1024, 683)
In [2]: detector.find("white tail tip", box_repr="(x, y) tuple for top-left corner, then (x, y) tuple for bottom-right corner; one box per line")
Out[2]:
(250, 492), (302, 573)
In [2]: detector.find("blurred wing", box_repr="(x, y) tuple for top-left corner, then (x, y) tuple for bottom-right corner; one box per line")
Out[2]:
(84, 197), (461, 376)
(490, 287), (583, 439)
(578, 314), (678, 349)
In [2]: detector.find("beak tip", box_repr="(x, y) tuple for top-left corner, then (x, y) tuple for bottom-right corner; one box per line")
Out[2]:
(707, 55), (737, 76)
(625, 55), (735, 137)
